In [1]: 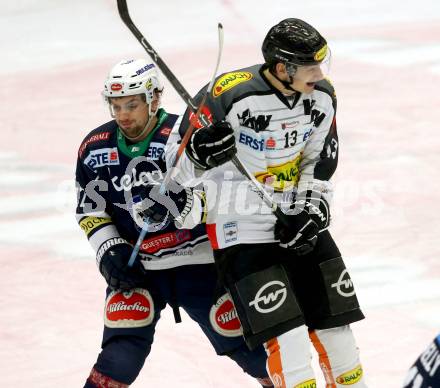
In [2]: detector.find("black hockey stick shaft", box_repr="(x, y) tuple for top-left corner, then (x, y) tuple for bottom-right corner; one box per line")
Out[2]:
(117, 0), (198, 111)
(117, 0), (219, 170)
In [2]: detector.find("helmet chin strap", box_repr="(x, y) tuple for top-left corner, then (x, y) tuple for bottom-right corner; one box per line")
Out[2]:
(269, 69), (296, 93)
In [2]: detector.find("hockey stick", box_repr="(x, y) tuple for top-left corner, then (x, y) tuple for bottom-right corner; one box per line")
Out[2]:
(116, 0), (224, 265)
(230, 155), (285, 218)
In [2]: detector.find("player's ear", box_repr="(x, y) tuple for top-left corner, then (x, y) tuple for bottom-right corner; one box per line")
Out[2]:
(274, 62), (286, 77)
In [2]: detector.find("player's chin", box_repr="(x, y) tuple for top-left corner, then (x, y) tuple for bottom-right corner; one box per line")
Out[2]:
(300, 83), (316, 94)
(121, 126), (141, 138)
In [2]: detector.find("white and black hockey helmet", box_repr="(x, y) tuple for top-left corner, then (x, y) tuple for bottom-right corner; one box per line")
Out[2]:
(102, 59), (163, 105)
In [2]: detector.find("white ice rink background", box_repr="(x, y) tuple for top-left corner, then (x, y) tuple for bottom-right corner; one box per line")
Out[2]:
(1, 1), (439, 387)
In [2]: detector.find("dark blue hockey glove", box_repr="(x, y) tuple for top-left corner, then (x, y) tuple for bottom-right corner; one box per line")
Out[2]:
(186, 121), (237, 169)
(274, 190), (330, 256)
(98, 238), (147, 291)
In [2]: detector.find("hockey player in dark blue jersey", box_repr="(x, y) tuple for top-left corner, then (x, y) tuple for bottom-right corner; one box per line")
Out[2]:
(76, 59), (273, 388)
(403, 334), (440, 388)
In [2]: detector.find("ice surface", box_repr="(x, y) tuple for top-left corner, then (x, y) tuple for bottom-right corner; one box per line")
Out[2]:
(1, 1), (439, 387)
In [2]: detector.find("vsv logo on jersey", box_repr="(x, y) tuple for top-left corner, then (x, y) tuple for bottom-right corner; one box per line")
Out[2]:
(303, 99), (326, 127)
(84, 147), (120, 169)
(237, 109), (272, 132)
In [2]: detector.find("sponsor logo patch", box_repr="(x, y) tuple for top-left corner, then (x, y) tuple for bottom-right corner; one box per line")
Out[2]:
(223, 222), (238, 244)
(294, 379), (317, 388)
(104, 288), (154, 328)
(254, 154), (303, 191)
(96, 237), (126, 263)
(265, 137), (276, 149)
(209, 293), (242, 337)
(238, 132), (264, 151)
(84, 147), (120, 169)
(136, 63), (155, 76)
(281, 121), (299, 130)
(213, 71), (253, 97)
(249, 280), (287, 314)
(314, 44), (328, 62)
(145, 79), (153, 90)
(111, 167), (163, 192)
(146, 142), (165, 160)
(331, 269), (356, 297)
(111, 83), (123, 91)
(336, 365), (363, 385)
(79, 216), (112, 236)
(78, 132), (111, 157)
(139, 230), (191, 254)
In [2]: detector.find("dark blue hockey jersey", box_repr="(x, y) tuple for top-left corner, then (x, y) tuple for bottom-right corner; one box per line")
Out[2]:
(403, 334), (440, 388)
(75, 109), (213, 270)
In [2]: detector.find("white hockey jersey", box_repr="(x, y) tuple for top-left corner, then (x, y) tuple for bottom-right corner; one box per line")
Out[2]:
(167, 64), (339, 249)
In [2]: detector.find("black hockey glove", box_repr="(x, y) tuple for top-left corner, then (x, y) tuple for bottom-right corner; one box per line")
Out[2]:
(97, 238), (147, 291)
(133, 180), (194, 228)
(274, 190), (330, 256)
(186, 121), (237, 169)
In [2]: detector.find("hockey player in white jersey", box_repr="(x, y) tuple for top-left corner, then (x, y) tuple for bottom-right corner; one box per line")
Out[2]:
(164, 19), (368, 387)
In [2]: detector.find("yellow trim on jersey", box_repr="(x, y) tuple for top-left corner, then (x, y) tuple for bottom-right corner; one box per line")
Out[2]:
(80, 216), (112, 236)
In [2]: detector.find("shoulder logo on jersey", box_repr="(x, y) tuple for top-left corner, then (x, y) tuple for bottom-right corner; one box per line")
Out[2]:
(104, 288), (154, 328)
(159, 126), (172, 136)
(303, 99), (326, 127)
(237, 109), (272, 132)
(78, 131), (111, 157)
(213, 71), (253, 98)
(209, 293), (242, 337)
(84, 147), (120, 169)
(189, 105), (213, 129)
(254, 154), (303, 191)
